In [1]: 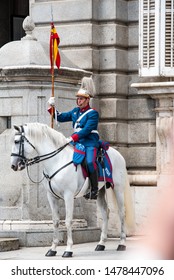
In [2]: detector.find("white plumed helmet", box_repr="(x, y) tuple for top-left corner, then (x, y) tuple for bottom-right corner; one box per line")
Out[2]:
(76, 76), (96, 98)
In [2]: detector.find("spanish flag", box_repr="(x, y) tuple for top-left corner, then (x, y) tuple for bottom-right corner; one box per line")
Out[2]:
(50, 22), (61, 69)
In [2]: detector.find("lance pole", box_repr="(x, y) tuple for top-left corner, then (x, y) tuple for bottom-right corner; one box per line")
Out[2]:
(51, 25), (54, 129)
(50, 5), (55, 128)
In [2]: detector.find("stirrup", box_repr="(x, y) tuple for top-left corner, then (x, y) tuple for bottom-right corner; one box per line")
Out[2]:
(84, 190), (98, 200)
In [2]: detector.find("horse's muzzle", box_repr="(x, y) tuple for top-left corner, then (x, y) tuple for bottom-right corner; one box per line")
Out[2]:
(11, 161), (26, 171)
(11, 164), (18, 171)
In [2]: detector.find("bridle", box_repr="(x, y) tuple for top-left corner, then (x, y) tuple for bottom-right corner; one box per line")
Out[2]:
(11, 126), (35, 166)
(11, 126), (73, 189)
(11, 126), (69, 167)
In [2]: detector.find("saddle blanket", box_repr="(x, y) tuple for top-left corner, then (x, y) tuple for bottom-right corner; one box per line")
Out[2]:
(98, 152), (114, 186)
(82, 152), (114, 188)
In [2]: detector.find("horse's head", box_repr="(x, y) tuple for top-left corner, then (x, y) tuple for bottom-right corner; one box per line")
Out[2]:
(11, 122), (70, 171)
(11, 125), (36, 171)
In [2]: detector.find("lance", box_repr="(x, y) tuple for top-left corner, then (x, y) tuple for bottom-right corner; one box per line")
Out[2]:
(50, 6), (61, 128)
(51, 24), (55, 128)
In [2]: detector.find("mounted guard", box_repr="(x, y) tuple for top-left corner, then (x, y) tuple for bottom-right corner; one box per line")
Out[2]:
(11, 122), (134, 257)
(48, 76), (100, 199)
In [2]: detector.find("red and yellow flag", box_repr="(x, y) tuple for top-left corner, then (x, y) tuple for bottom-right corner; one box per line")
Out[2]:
(50, 23), (61, 69)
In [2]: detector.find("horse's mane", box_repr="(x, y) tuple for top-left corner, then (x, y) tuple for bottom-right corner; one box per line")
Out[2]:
(24, 123), (67, 147)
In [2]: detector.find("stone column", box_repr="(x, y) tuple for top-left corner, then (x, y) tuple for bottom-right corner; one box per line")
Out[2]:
(132, 82), (174, 189)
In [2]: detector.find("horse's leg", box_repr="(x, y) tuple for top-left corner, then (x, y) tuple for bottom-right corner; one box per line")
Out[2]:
(114, 186), (126, 251)
(62, 192), (74, 257)
(95, 187), (109, 251)
(45, 192), (61, 257)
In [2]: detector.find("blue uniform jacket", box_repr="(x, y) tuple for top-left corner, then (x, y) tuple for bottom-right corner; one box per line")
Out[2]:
(56, 106), (100, 148)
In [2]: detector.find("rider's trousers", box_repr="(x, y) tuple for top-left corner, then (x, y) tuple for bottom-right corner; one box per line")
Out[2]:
(85, 146), (97, 173)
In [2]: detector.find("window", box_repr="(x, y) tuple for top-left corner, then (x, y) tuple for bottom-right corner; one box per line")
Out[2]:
(161, 0), (174, 75)
(12, 16), (25, 41)
(11, 0), (29, 41)
(139, 0), (174, 77)
(0, 117), (11, 134)
(0, 0), (29, 47)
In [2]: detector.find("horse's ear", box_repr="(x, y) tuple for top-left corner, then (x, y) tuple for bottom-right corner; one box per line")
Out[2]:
(14, 125), (20, 132)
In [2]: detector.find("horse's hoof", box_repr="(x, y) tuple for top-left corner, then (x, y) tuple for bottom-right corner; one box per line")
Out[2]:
(45, 249), (57, 257)
(95, 244), (105, 251)
(62, 251), (73, 258)
(117, 244), (126, 251)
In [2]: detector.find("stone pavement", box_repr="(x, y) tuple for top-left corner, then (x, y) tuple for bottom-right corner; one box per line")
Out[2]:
(1, 237), (173, 280)
(0, 237), (143, 260)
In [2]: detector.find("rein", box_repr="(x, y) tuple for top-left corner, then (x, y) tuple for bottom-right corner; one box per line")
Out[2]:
(26, 143), (69, 166)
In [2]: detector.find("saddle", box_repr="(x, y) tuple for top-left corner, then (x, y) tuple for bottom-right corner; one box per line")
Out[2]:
(73, 141), (114, 188)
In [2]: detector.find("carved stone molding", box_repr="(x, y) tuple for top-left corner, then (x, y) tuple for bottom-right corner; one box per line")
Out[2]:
(131, 81), (174, 188)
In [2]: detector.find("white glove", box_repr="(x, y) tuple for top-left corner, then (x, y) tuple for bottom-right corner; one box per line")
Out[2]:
(48, 96), (55, 106)
(66, 137), (73, 143)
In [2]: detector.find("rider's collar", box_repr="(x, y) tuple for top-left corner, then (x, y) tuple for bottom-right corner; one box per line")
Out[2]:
(80, 105), (90, 112)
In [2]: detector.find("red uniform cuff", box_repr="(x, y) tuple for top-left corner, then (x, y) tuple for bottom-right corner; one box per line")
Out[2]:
(71, 134), (79, 142)
(48, 107), (55, 115)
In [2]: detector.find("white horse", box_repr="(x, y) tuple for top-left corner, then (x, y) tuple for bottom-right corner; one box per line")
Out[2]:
(11, 123), (134, 257)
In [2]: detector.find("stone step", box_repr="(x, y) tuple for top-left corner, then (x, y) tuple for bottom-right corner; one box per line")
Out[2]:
(0, 227), (101, 247)
(0, 220), (101, 247)
(0, 219), (87, 231)
(0, 237), (19, 252)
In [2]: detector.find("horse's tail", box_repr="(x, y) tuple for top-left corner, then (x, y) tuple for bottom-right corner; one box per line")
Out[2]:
(124, 172), (135, 235)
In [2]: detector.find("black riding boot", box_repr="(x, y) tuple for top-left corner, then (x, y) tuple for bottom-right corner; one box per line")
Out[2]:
(84, 169), (98, 200)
